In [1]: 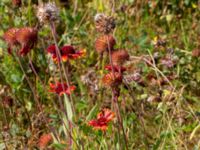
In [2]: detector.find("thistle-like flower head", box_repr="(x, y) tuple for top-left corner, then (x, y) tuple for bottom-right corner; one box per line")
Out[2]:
(16, 27), (38, 56)
(95, 35), (116, 54)
(94, 13), (115, 34)
(111, 49), (129, 66)
(37, 2), (59, 24)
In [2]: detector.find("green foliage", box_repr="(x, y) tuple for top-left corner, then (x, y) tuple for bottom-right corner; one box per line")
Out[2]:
(0, 0), (200, 149)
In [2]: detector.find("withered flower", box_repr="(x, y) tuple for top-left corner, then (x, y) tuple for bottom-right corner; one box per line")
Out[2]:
(3, 28), (19, 54)
(49, 82), (76, 96)
(102, 72), (122, 87)
(111, 49), (129, 66)
(94, 13), (115, 34)
(15, 27), (38, 56)
(160, 56), (177, 68)
(88, 108), (115, 131)
(37, 2), (59, 24)
(95, 35), (116, 54)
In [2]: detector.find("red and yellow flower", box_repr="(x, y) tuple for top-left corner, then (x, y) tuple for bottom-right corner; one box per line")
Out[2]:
(49, 82), (76, 96)
(88, 108), (115, 131)
(47, 44), (85, 62)
(102, 72), (122, 87)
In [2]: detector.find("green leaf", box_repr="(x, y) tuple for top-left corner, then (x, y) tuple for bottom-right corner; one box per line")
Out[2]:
(86, 104), (98, 121)
(64, 94), (73, 121)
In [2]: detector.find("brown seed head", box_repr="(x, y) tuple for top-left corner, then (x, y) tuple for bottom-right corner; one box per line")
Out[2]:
(16, 27), (38, 55)
(111, 49), (129, 66)
(102, 72), (122, 87)
(37, 2), (59, 24)
(94, 13), (115, 34)
(95, 35), (116, 54)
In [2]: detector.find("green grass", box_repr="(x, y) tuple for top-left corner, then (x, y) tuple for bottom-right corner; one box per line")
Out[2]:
(0, 0), (200, 149)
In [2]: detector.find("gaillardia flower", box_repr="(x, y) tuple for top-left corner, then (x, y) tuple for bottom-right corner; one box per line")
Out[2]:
(16, 27), (38, 56)
(95, 35), (116, 54)
(3, 28), (19, 54)
(49, 82), (76, 96)
(111, 49), (129, 66)
(102, 72), (122, 87)
(47, 44), (85, 62)
(88, 108), (115, 131)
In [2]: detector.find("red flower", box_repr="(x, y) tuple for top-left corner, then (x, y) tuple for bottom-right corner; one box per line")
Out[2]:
(16, 27), (38, 56)
(49, 82), (76, 96)
(102, 72), (122, 87)
(105, 65), (126, 73)
(38, 133), (52, 149)
(88, 109), (115, 131)
(47, 44), (85, 62)
(3, 28), (19, 54)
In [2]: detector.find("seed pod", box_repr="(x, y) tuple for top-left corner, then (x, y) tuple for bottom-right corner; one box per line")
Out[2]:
(111, 49), (129, 66)
(12, 0), (21, 7)
(94, 13), (115, 34)
(95, 35), (116, 54)
(102, 72), (122, 87)
(16, 27), (38, 56)
(37, 2), (59, 24)
(3, 28), (19, 54)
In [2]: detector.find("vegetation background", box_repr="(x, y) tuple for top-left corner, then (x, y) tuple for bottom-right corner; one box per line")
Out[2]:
(0, 0), (200, 149)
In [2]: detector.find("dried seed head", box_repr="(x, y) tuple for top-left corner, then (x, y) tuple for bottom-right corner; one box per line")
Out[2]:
(102, 72), (122, 87)
(37, 2), (59, 24)
(16, 27), (38, 55)
(111, 49), (129, 66)
(95, 35), (116, 54)
(12, 0), (21, 7)
(3, 28), (19, 54)
(94, 13), (115, 34)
